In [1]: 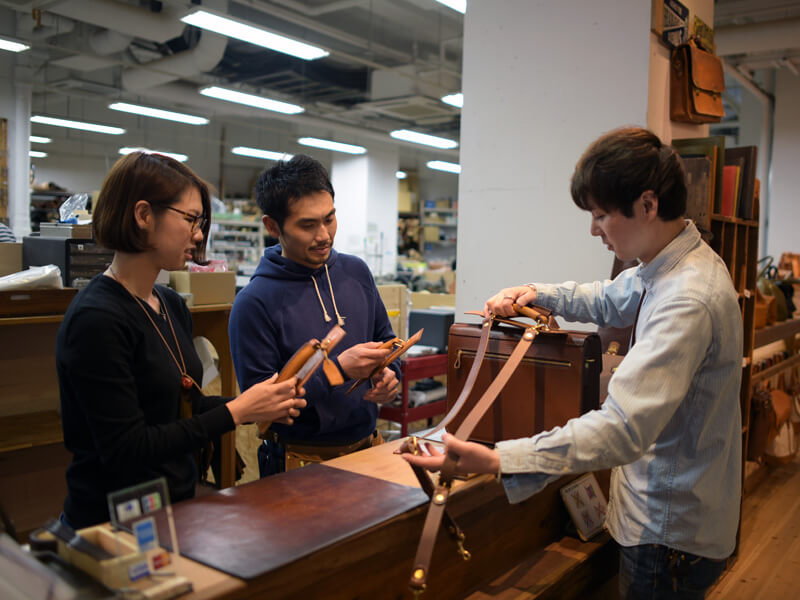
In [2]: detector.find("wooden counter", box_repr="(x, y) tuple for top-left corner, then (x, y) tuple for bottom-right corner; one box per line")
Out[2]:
(155, 438), (612, 600)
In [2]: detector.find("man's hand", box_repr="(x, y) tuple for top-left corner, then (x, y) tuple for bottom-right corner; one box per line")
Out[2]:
(337, 341), (392, 379)
(484, 285), (536, 317)
(401, 433), (500, 476)
(363, 367), (399, 404)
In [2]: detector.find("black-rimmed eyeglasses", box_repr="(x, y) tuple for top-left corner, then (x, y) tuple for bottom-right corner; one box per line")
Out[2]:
(165, 206), (207, 232)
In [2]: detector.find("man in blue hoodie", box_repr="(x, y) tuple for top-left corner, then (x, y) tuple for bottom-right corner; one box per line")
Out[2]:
(230, 154), (400, 476)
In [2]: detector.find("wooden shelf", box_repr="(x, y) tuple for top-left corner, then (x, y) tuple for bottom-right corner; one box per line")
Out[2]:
(751, 353), (800, 385)
(0, 410), (63, 453)
(754, 318), (800, 349)
(710, 214), (758, 227)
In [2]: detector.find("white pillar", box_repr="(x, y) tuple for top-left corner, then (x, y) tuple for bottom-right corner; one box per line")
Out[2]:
(331, 146), (399, 276)
(0, 9), (32, 236)
(456, 0), (651, 322)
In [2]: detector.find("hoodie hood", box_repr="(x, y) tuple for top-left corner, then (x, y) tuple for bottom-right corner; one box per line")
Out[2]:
(253, 244), (339, 281)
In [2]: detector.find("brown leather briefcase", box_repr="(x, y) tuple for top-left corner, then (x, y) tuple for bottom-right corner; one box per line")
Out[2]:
(445, 322), (602, 443)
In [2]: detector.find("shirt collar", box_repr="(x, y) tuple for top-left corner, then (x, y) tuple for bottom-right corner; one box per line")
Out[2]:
(637, 220), (699, 286)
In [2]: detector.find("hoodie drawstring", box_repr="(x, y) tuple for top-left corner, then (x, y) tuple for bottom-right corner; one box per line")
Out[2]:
(311, 264), (345, 326)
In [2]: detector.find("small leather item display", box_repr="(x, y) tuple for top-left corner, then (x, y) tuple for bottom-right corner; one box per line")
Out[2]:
(670, 37), (725, 124)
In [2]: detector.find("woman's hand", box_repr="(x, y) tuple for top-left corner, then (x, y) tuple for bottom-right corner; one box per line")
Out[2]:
(401, 433), (500, 476)
(226, 373), (307, 426)
(483, 285), (536, 317)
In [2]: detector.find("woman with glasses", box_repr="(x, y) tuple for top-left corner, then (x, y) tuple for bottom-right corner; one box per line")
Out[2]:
(56, 151), (307, 528)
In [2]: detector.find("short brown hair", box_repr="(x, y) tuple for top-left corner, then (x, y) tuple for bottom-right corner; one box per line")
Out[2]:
(93, 152), (212, 261)
(570, 127), (686, 220)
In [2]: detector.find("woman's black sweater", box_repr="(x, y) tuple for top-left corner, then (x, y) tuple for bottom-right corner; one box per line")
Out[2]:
(56, 274), (234, 528)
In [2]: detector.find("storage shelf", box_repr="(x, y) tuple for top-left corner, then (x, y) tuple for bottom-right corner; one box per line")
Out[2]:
(424, 208), (456, 214)
(754, 318), (800, 349)
(751, 353), (800, 385)
(421, 222), (457, 227)
(710, 214), (758, 227)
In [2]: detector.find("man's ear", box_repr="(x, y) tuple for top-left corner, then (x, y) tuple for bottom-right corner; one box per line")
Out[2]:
(133, 200), (154, 230)
(263, 215), (281, 238)
(640, 190), (659, 220)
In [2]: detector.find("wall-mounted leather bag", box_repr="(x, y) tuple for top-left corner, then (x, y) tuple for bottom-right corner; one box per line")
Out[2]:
(670, 38), (725, 124)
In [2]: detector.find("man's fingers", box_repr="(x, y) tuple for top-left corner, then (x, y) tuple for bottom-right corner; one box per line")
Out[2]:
(402, 453), (444, 472)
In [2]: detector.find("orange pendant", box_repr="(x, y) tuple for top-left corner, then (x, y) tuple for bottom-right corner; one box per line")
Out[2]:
(181, 375), (193, 389)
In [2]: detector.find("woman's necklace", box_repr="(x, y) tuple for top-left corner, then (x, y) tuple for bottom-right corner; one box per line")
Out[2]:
(107, 266), (200, 393)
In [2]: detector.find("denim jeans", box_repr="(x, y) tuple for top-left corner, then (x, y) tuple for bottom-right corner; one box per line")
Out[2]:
(257, 440), (286, 477)
(618, 543), (727, 599)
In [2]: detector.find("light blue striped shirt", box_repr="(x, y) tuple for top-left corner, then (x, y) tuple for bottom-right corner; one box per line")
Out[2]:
(497, 221), (742, 559)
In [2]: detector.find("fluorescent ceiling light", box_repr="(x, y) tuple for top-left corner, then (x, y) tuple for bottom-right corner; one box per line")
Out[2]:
(119, 147), (188, 163)
(390, 129), (458, 149)
(427, 160), (461, 174)
(441, 92), (463, 108)
(109, 102), (209, 125)
(434, 0), (466, 14)
(396, 171), (408, 180)
(30, 136), (52, 144)
(30, 150), (48, 158)
(200, 86), (304, 115)
(0, 35), (29, 53)
(232, 146), (293, 161)
(31, 115), (125, 135)
(181, 9), (329, 61)
(298, 137), (366, 155)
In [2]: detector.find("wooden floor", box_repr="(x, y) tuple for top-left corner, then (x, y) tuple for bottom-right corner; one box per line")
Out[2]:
(711, 454), (800, 599)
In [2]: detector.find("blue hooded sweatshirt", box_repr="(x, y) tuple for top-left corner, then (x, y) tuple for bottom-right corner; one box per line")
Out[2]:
(229, 245), (400, 445)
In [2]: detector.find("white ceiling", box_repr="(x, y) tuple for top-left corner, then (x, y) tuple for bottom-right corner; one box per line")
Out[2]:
(4, 0), (800, 170)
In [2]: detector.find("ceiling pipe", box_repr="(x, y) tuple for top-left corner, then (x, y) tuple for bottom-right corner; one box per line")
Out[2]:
(234, 0), (461, 80)
(137, 81), (459, 158)
(122, 0), (228, 92)
(90, 29), (133, 55)
(271, 0), (367, 16)
(16, 12), (75, 40)
(45, 0), (187, 44)
(715, 17), (800, 57)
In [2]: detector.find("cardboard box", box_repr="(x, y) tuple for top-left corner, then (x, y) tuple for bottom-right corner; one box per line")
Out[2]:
(409, 291), (455, 310)
(0, 242), (22, 277)
(169, 271), (235, 305)
(377, 283), (408, 339)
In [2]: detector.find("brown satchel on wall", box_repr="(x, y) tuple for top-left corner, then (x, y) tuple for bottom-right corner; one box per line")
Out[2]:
(670, 37), (725, 124)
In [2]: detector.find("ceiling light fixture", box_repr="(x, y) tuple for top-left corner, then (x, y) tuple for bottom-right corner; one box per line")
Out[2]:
(390, 129), (458, 149)
(298, 137), (366, 155)
(427, 160), (461, 174)
(30, 151), (48, 158)
(441, 93), (463, 108)
(232, 146), (293, 161)
(200, 86), (305, 115)
(181, 9), (329, 61)
(109, 102), (209, 125)
(396, 171), (408, 180)
(30, 136), (52, 144)
(31, 115), (125, 135)
(434, 0), (466, 14)
(119, 147), (188, 162)
(0, 35), (29, 53)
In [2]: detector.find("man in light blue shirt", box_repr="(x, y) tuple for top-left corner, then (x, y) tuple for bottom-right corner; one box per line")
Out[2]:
(405, 127), (742, 599)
